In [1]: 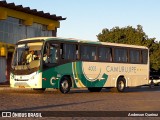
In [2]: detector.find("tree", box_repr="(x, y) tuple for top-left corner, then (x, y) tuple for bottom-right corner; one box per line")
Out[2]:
(97, 25), (160, 71)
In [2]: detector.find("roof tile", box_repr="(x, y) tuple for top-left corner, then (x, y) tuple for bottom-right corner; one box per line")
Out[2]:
(0, 0), (66, 21)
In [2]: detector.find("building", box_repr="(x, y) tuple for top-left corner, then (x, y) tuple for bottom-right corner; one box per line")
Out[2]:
(0, 0), (66, 83)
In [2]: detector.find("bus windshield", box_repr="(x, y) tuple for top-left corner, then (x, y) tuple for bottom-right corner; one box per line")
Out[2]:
(12, 42), (43, 71)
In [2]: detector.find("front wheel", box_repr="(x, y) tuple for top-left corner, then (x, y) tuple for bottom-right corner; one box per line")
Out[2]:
(59, 77), (71, 94)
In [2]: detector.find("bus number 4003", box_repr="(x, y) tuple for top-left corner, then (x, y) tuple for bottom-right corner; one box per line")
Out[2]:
(88, 66), (97, 71)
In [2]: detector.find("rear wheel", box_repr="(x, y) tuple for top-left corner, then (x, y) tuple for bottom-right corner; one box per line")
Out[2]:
(88, 87), (102, 92)
(59, 77), (71, 94)
(110, 77), (126, 92)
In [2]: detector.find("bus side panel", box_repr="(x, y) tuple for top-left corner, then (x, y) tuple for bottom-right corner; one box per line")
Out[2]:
(72, 62), (108, 88)
(42, 62), (77, 88)
(42, 61), (108, 89)
(41, 61), (149, 89)
(104, 63), (149, 87)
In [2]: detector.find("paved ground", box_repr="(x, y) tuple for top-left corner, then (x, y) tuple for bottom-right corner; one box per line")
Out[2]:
(0, 85), (160, 120)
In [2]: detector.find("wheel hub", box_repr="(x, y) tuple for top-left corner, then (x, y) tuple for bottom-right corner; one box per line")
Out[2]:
(118, 81), (124, 90)
(61, 80), (69, 90)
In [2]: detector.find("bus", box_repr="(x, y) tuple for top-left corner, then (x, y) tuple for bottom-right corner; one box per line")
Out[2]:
(10, 37), (149, 93)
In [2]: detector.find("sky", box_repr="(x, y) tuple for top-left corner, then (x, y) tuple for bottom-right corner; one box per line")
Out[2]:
(5, 0), (160, 42)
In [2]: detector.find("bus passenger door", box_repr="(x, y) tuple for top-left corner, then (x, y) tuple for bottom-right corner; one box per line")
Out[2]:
(42, 42), (59, 88)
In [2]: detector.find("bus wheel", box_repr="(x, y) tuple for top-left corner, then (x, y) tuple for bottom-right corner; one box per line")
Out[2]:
(59, 77), (71, 94)
(88, 87), (102, 92)
(110, 77), (126, 92)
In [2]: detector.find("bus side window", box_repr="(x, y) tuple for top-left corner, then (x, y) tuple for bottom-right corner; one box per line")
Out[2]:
(60, 43), (77, 60)
(129, 49), (140, 64)
(114, 48), (128, 63)
(80, 45), (88, 60)
(43, 43), (58, 64)
(142, 50), (148, 64)
(50, 46), (58, 63)
(80, 45), (96, 61)
(98, 47), (112, 62)
(43, 43), (49, 64)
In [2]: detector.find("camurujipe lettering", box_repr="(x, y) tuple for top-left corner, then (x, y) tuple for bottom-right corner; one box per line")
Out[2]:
(106, 66), (136, 73)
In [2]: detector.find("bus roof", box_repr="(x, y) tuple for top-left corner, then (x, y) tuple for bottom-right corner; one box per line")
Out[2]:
(18, 37), (148, 49)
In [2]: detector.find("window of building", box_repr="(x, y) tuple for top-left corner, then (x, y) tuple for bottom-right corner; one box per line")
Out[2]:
(98, 47), (112, 62)
(80, 45), (96, 61)
(26, 23), (52, 38)
(0, 17), (53, 44)
(0, 17), (26, 43)
(114, 48), (128, 62)
(129, 49), (140, 64)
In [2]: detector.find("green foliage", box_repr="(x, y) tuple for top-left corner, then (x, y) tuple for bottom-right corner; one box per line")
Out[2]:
(97, 25), (160, 71)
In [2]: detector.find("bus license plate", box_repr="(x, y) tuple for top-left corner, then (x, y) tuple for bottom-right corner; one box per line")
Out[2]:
(19, 86), (25, 88)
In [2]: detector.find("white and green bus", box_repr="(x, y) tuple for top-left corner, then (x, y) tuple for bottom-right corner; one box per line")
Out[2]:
(10, 37), (149, 93)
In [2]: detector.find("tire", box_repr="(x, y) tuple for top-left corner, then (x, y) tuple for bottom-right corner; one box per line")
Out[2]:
(110, 77), (126, 92)
(59, 76), (71, 94)
(88, 87), (102, 92)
